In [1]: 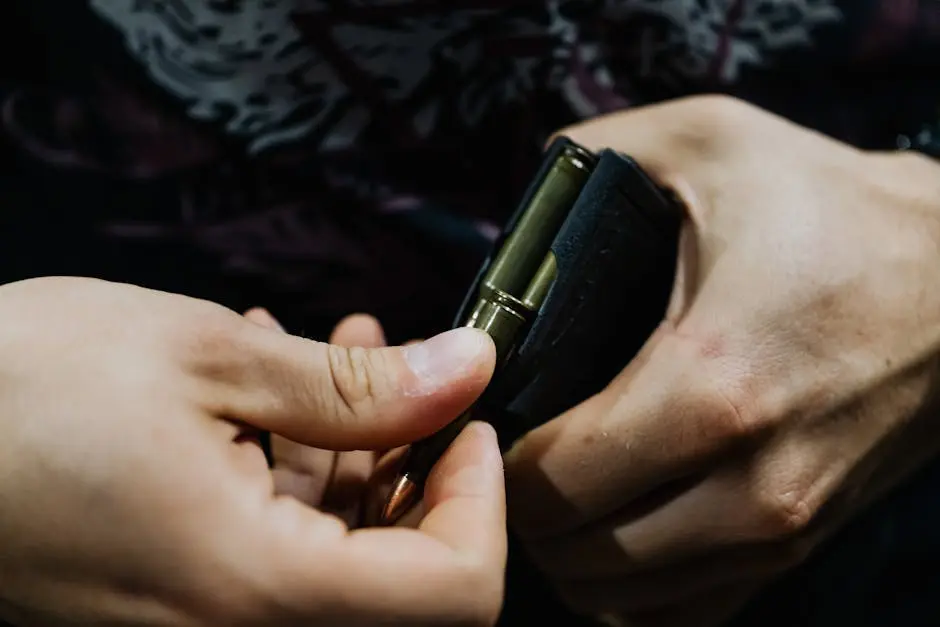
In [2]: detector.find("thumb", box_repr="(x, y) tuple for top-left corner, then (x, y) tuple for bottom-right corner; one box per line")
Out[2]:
(209, 324), (497, 452)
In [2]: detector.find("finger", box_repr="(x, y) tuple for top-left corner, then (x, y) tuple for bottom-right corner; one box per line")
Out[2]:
(245, 308), (336, 504)
(244, 307), (284, 331)
(271, 435), (336, 506)
(201, 321), (496, 452)
(505, 322), (753, 539)
(330, 313), (387, 348)
(315, 314), (389, 522)
(260, 422), (507, 625)
(413, 421), (506, 562)
(232, 309), (285, 470)
(321, 450), (375, 526)
(529, 470), (814, 579)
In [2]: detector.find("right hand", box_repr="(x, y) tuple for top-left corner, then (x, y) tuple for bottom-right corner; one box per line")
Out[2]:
(251, 310), (391, 528)
(0, 277), (505, 627)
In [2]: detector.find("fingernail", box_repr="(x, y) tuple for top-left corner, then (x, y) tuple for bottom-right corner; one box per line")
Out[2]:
(400, 328), (492, 395)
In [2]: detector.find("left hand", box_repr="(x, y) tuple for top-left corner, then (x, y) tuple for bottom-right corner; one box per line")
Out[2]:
(504, 95), (940, 626)
(0, 278), (504, 627)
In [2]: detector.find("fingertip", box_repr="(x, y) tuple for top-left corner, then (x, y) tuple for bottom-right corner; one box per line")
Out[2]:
(418, 421), (507, 569)
(425, 421), (504, 510)
(399, 328), (495, 396)
(465, 421), (502, 469)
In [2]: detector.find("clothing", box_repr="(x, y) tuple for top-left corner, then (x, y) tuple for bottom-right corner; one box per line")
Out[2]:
(4, 0), (938, 340)
(2, 2), (939, 625)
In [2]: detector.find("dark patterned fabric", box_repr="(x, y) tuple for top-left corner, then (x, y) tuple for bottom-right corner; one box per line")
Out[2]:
(1, 2), (939, 626)
(5, 0), (939, 339)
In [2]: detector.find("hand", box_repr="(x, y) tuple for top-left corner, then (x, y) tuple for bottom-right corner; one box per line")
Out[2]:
(250, 310), (388, 527)
(0, 277), (505, 627)
(504, 95), (940, 626)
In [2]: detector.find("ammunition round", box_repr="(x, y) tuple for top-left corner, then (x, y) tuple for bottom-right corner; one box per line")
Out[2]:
(378, 138), (598, 527)
(482, 144), (596, 299)
(521, 252), (557, 311)
(465, 288), (532, 365)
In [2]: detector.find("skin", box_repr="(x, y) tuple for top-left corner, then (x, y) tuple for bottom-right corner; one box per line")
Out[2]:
(367, 95), (940, 626)
(0, 277), (506, 627)
(8, 93), (938, 627)
(259, 310), (387, 527)
(504, 95), (940, 626)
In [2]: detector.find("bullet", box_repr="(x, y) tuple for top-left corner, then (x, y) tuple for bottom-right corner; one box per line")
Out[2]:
(377, 139), (597, 526)
(380, 475), (419, 526)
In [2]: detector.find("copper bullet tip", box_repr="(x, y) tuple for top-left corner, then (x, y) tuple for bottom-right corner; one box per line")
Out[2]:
(379, 476), (419, 526)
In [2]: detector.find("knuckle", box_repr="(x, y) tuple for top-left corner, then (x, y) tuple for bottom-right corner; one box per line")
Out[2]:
(695, 381), (749, 442)
(690, 368), (765, 445)
(174, 305), (246, 377)
(684, 339), (771, 440)
(683, 93), (755, 130)
(669, 94), (750, 143)
(660, 329), (771, 443)
(706, 375), (766, 439)
(656, 94), (760, 163)
(750, 482), (815, 539)
(324, 344), (382, 416)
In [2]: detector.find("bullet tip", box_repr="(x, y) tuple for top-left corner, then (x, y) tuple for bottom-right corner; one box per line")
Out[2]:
(379, 476), (419, 526)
